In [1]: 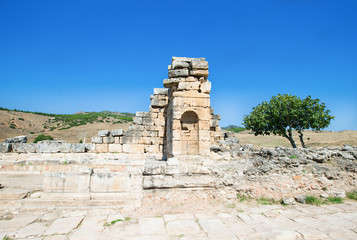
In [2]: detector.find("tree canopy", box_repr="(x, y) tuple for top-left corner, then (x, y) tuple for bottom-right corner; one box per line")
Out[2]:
(242, 94), (334, 148)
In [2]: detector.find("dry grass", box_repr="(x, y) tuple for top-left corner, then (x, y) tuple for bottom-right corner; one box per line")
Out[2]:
(235, 130), (357, 148)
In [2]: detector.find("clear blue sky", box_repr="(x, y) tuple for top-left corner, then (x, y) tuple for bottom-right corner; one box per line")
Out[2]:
(0, 0), (356, 131)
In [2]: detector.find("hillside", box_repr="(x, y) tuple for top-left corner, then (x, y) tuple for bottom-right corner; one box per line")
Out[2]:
(0, 108), (133, 143)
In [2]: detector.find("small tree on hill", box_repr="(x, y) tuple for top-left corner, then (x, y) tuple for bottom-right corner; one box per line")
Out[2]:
(33, 134), (54, 143)
(242, 94), (334, 148)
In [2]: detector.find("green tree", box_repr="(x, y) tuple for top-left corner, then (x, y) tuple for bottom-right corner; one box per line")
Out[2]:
(242, 94), (334, 148)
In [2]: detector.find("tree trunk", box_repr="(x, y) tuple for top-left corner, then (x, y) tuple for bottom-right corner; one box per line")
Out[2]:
(284, 128), (297, 148)
(298, 130), (306, 148)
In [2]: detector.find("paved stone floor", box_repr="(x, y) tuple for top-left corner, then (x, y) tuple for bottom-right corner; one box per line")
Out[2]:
(1, 200), (357, 240)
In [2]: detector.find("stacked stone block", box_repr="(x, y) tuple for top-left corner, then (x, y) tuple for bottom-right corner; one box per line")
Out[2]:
(164, 57), (223, 158)
(92, 57), (224, 158)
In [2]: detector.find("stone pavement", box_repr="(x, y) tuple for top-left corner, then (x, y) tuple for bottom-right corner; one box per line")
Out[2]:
(1, 200), (357, 240)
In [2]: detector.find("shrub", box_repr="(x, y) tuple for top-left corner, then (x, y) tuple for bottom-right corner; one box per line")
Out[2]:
(257, 197), (276, 205)
(33, 134), (53, 143)
(305, 196), (323, 206)
(346, 191), (357, 200)
(326, 197), (343, 204)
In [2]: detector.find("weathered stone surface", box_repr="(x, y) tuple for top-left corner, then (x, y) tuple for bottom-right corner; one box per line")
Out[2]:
(111, 129), (124, 136)
(84, 143), (95, 152)
(12, 222), (47, 238)
(154, 88), (168, 95)
(91, 172), (131, 192)
(98, 130), (110, 137)
(91, 137), (102, 144)
(191, 58), (208, 70)
(166, 219), (201, 235)
(190, 69), (209, 77)
(5, 135), (27, 143)
(295, 195), (307, 204)
(169, 69), (189, 78)
(172, 56), (195, 62)
(102, 136), (115, 144)
(172, 61), (190, 69)
(70, 144), (85, 153)
(177, 81), (200, 91)
(200, 81), (211, 93)
(0, 143), (11, 153)
(12, 143), (36, 153)
(44, 216), (83, 235)
(95, 143), (109, 153)
(36, 141), (71, 153)
(108, 144), (122, 153)
(282, 198), (295, 205)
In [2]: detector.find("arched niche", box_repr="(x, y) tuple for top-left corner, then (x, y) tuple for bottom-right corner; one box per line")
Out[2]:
(180, 111), (199, 155)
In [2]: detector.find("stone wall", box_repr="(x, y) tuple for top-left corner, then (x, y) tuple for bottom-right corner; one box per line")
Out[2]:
(90, 57), (224, 159)
(0, 141), (93, 154)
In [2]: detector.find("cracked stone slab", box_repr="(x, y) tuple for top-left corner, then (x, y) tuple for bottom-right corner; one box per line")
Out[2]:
(198, 218), (237, 240)
(163, 213), (195, 222)
(10, 221), (47, 239)
(166, 219), (201, 236)
(68, 215), (106, 240)
(45, 216), (83, 235)
(0, 214), (40, 232)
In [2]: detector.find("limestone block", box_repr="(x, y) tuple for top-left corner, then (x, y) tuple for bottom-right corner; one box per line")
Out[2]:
(200, 120), (210, 129)
(144, 145), (160, 153)
(145, 125), (161, 131)
(91, 137), (102, 144)
(210, 119), (219, 128)
(102, 136), (115, 144)
(197, 108), (211, 121)
(122, 144), (145, 153)
(98, 130), (110, 137)
(168, 64), (172, 70)
(36, 141), (71, 153)
(111, 129), (124, 136)
(154, 88), (168, 95)
(0, 143), (11, 153)
(108, 144), (123, 153)
(172, 61), (190, 69)
(95, 144), (109, 153)
(212, 114), (221, 120)
(12, 143), (36, 153)
(210, 108), (215, 114)
(169, 69), (189, 78)
(158, 130), (165, 138)
(128, 125), (145, 131)
(70, 143), (86, 153)
(5, 135), (27, 143)
(172, 141), (181, 155)
(43, 169), (92, 193)
(114, 136), (121, 144)
(138, 137), (154, 145)
(173, 91), (209, 99)
(185, 76), (198, 82)
(172, 56), (196, 62)
(199, 141), (211, 156)
(153, 118), (165, 127)
(142, 130), (158, 137)
(172, 120), (181, 130)
(142, 117), (154, 125)
(200, 81), (211, 93)
(90, 172), (131, 192)
(190, 69), (209, 77)
(191, 59), (209, 70)
(151, 96), (167, 108)
(133, 117), (143, 125)
(136, 111), (147, 117)
(84, 144), (95, 152)
(126, 130), (143, 138)
(199, 130), (211, 141)
(177, 81), (200, 91)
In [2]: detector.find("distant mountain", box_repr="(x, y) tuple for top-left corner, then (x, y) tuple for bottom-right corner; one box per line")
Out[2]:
(222, 125), (243, 129)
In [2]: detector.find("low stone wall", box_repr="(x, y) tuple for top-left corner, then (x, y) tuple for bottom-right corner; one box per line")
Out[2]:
(0, 141), (93, 154)
(1, 145), (356, 206)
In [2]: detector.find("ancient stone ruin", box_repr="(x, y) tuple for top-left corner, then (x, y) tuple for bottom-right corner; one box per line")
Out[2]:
(0, 57), (356, 211)
(91, 57), (224, 159)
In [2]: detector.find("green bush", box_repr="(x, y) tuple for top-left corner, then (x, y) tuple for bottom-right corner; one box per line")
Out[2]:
(305, 196), (323, 206)
(33, 134), (54, 143)
(346, 191), (357, 200)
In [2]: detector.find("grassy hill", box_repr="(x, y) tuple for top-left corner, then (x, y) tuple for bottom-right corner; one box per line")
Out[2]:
(0, 107), (133, 143)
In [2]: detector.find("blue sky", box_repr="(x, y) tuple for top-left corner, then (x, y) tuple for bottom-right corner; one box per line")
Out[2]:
(0, 0), (356, 131)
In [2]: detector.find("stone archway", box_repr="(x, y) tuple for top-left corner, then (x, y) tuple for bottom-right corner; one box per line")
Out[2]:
(180, 111), (199, 155)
